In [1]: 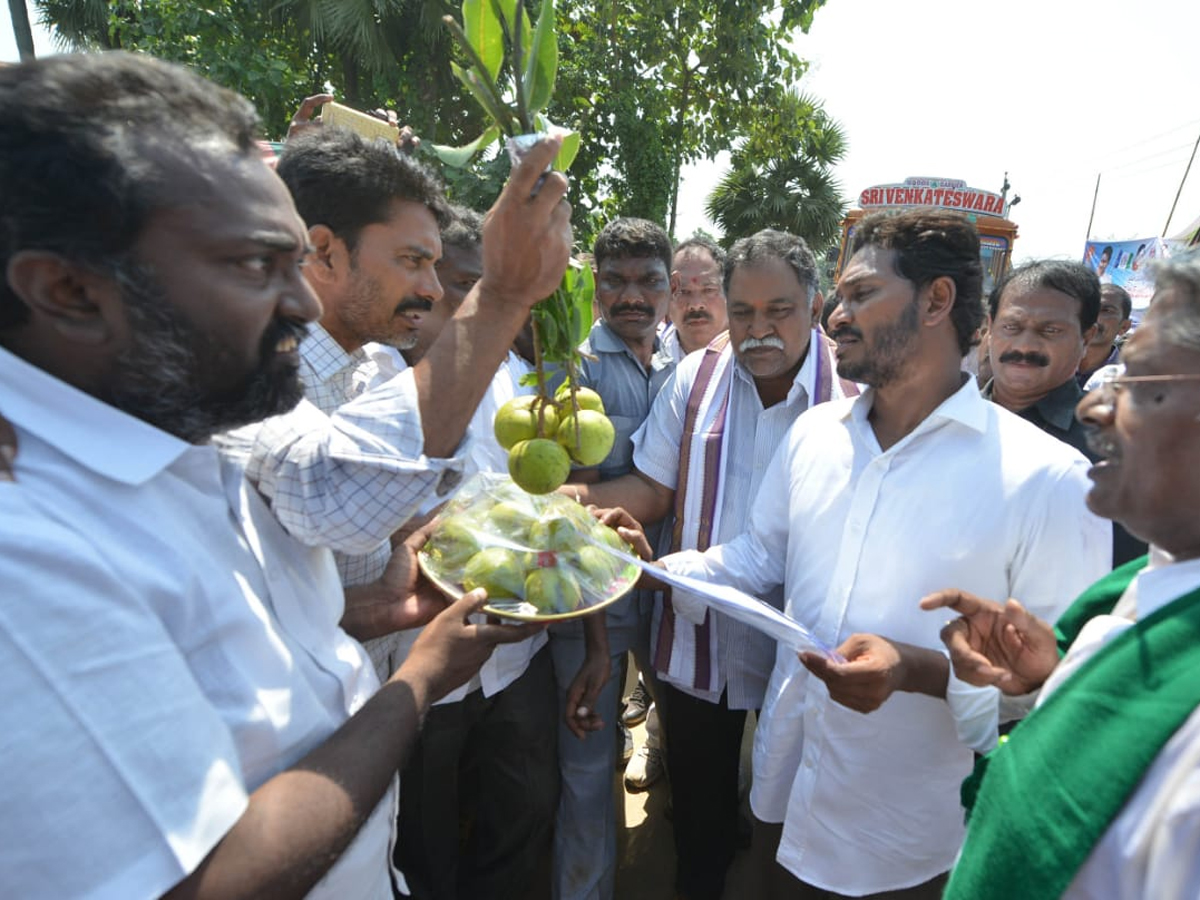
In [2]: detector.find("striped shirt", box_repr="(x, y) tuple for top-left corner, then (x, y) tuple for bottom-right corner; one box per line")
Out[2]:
(218, 324), (466, 678)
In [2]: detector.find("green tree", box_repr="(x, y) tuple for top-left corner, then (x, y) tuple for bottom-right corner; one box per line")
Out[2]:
(34, 0), (839, 248)
(705, 89), (847, 252)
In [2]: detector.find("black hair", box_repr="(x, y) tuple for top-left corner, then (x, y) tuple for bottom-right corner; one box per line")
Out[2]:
(725, 229), (817, 301)
(441, 204), (484, 251)
(1101, 283), (1133, 320)
(674, 235), (726, 271)
(988, 260), (1101, 333)
(850, 210), (984, 356)
(276, 126), (450, 252)
(1, 52), (261, 328)
(593, 218), (672, 273)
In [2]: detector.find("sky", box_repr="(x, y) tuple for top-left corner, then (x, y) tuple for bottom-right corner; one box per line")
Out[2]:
(7, 1), (1200, 263)
(675, 0), (1200, 262)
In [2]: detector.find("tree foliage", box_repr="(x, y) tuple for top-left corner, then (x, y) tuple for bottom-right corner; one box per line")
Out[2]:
(706, 89), (848, 252)
(35, 0), (839, 249)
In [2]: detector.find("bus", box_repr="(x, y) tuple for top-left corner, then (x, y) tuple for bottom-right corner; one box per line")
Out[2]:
(834, 176), (1019, 296)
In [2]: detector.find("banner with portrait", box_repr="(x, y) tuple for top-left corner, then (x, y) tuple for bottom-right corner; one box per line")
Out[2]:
(1081, 236), (1167, 310)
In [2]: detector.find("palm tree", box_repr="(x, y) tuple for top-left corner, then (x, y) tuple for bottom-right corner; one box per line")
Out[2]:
(706, 89), (848, 251)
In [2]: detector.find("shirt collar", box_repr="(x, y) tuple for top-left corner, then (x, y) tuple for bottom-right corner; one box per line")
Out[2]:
(1032, 377), (1085, 431)
(982, 376), (1082, 432)
(731, 327), (820, 405)
(300, 323), (368, 389)
(0, 345), (190, 485)
(844, 372), (987, 435)
(1136, 548), (1200, 619)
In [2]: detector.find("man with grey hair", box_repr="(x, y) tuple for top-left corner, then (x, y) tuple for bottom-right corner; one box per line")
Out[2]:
(930, 252), (1200, 899)
(572, 229), (854, 900)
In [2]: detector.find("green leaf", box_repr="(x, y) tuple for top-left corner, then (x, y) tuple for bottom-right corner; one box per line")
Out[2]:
(492, 0), (532, 56)
(462, 0), (504, 81)
(565, 262), (594, 346)
(555, 129), (580, 172)
(430, 124), (501, 168)
(451, 62), (514, 133)
(523, 0), (558, 114)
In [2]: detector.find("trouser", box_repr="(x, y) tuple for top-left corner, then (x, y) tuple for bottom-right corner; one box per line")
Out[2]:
(752, 819), (949, 900)
(395, 647), (558, 900)
(660, 684), (747, 900)
(547, 609), (660, 900)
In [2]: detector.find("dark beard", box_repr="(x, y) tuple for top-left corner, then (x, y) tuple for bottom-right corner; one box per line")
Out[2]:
(835, 296), (920, 387)
(103, 262), (307, 443)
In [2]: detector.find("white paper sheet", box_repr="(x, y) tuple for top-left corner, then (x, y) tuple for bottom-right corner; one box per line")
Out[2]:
(585, 536), (844, 662)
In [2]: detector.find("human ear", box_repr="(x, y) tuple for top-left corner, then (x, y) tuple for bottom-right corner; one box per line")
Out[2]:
(305, 224), (347, 287)
(921, 275), (956, 327)
(811, 290), (825, 324)
(5, 251), (119, 345)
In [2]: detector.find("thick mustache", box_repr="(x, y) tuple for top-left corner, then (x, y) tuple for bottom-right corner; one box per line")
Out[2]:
(611, 302), (655, 317)
(999, 350), (1049, 367)
(739, 336), (785, 352)
(684, 310), (712, 323)
(396, 296), (434, 315)
(264, 318), (310, 351)
(830, 325), (864, 342)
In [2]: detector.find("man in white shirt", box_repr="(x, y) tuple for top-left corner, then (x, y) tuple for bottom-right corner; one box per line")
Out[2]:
(0, 52), (568, 898)
(574, 229), (854, 900)
(377, 205), (557, 900)
(928, 253), (1200, 900)
(658, 210), (1111, 898)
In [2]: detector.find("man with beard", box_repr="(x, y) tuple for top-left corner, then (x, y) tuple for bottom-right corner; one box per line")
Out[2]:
(927, 252), (1200, 900)
(219, 127), (472, 679)
(1078, 283), (1133, 386)
(572, 229), (855, 900)
(983, 262), (1145, 565)
(548, 216), (677, 900)
(661, 236), (729, 361)
(0, 53), (568, 898)
(654, 210), (1110, 898)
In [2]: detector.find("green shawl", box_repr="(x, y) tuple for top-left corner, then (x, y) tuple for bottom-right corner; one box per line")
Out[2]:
(945, 555), (1200, 899)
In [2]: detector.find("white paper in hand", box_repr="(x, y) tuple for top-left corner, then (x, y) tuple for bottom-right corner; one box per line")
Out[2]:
(584, 535), (844, 662)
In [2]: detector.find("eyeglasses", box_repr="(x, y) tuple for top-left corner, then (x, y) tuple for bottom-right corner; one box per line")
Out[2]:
(1096, 364), (1200, 390)
(1092, 364), (1200, 408)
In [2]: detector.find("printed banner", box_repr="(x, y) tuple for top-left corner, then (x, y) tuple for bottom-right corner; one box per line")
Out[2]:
(1081, 236), (1167, 309)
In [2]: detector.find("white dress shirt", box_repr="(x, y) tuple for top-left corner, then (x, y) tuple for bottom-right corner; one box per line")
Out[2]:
(634, 330), (828, 709)
(1055, 551), (1200, 899)
(664, 378), (1111, 895)
(0, 347), (396, 899)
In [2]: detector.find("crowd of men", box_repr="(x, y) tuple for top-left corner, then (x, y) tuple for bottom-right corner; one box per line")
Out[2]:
(3, 51), (1200, 900)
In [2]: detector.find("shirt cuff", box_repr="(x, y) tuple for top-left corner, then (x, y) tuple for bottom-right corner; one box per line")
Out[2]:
(661, 551), (710, 625)
(943, 658), (1000, 754)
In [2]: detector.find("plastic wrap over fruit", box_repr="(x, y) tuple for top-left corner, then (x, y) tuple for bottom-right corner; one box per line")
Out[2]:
(419, 472), (640, 619)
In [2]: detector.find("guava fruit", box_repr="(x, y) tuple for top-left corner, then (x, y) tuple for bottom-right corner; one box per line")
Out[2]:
(508, 438), (571, 495)
(462, 547), (527, 599)
(554, 384), (606, 414)
(556, 409), (616, 466)
(524, 566), (583, 613)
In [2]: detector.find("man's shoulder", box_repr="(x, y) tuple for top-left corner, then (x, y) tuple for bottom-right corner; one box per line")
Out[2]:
(986, 400), (1093, 477)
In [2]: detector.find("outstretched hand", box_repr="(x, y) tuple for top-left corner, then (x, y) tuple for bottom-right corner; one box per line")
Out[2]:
(398, 589), (546, 705)
(286, 93), (335, 140)
(340, 523), (446, 642)
(920, 589), (1059, 695)
(478, 135), (572, 312)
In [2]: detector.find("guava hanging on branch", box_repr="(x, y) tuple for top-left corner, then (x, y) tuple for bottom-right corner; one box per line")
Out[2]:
(436, 0), (613, 494)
